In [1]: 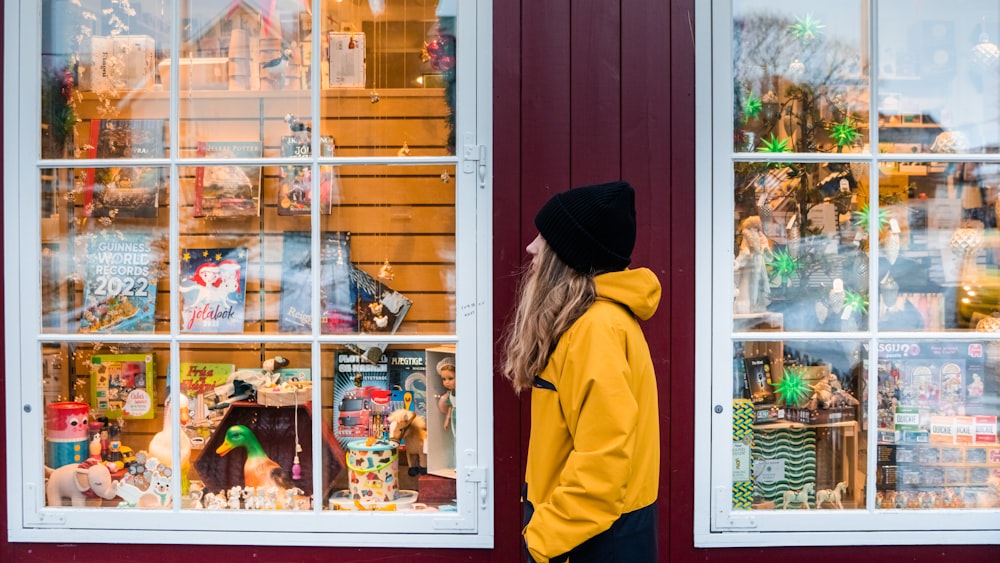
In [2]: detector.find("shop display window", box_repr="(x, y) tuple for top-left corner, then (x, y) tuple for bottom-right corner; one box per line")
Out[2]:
(697, 0), (999, 546)
(7, 0), (493, 547)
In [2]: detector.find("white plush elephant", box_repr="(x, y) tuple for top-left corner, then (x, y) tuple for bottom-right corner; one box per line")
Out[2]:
(45, 460), (117, 506)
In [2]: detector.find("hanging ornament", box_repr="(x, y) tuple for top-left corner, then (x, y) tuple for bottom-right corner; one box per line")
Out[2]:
(828, 117), (861, 148)
(776, 366), (812, 408)
(441, 170), (451, 183)
(951, 220), (985, 283)
(378, 259), (395, 281)
(348, 33), (357, 49)
(785, 214), (800, 258)
(742, 91), (763, 122)
(759, 200), (773, 222)
(971, 31), (1000, 70)
(397, 142), (411, 157)
(787, 13), (825, 41)
(420, 42), (431, 63)
(370, 91), (380, 104)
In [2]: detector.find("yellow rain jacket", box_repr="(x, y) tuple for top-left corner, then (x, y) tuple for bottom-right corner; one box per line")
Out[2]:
(522, 267), (661, 563)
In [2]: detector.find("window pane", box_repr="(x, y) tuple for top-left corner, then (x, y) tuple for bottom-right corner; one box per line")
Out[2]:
(875, 340), (999, 509)
(733, 340), (867, 510)
(878, 1), (1000, 154)
(322, 343), (458, 512)
(733, 1), (868, 154)
(876, 161), (1000, 331)
(320, 1), (456, 155)
(41, 343), (166, 508)
(734, 161), (867, 332)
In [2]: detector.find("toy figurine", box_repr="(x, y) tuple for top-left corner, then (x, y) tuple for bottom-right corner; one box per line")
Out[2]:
(734, 215), (773, 313)
(436, 356), (457, 434)
(388, 408), (428, 476)
(780, 483), (814, 509)
(815, 482), (847, 509)
(45, 459), (118, 506)
(148, 394), (193, 494)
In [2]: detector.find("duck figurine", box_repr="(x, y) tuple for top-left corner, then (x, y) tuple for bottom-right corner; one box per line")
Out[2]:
(148, 394), (192, 494)
(216, 425), (294, 497)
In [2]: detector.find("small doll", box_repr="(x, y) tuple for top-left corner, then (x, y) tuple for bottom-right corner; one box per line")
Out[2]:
(436, 356), (456, 434)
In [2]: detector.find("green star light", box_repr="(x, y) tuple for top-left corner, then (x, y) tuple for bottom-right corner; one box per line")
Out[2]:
(829, 117), (860, 148)
(788, 13), (825, 41)
(743, 91), (763, 122)
(844, 290), (868, 315)
(769, 248), (800, 286)
(852, 204), (890, 232)
(776, 366), (812, 407)
(757, 133), (791, 154)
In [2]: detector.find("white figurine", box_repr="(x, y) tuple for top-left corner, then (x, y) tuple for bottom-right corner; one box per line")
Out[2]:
(734, 216), (773, 313)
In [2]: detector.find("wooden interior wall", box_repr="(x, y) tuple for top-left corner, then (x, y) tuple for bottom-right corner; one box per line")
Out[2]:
(5, 1), (998, 562)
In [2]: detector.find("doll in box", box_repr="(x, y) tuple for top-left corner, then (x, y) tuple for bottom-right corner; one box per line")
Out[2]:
(436, 356), (456, 434)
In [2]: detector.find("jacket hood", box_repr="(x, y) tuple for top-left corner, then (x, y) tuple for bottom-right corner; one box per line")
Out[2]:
(593, 268), (661, 321)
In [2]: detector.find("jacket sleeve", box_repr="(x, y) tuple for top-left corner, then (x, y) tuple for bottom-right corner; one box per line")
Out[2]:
(523, 316), (638, 562)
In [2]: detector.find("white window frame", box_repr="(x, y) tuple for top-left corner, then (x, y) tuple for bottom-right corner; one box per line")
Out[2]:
(4, 0), (494, 547)
(694, 0), (1000, 547)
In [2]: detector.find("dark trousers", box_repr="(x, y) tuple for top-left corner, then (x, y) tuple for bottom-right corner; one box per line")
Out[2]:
(523, 500), (659, 563)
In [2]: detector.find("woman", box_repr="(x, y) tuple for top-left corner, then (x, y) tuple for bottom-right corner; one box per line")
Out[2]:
(502, 181), (661, 563)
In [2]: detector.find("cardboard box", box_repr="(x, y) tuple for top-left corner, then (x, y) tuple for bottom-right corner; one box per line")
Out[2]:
(81, 35), (155, 92)
(425, 345), (457, 479)
(328, 32), (366, 87)
(158, 58), (230, 91)
(785, 406), (856, 425)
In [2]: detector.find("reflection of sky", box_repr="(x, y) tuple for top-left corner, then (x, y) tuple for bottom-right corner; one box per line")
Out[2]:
(734, 0), (1000, 151)
(734, 0), (862, 47)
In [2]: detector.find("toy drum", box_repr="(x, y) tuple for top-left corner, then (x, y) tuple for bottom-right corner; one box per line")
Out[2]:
(345, 439), (399, 503)
(45, 402), (90, 468)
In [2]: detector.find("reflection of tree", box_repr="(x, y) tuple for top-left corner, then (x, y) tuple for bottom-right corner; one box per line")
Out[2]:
(732, 12), (869, 327)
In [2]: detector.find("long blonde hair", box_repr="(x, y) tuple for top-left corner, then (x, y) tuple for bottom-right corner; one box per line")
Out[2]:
(500, 242), (596, 393)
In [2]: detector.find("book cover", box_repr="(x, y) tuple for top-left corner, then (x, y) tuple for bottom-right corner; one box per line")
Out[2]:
(277, 135), (337, 215)
(278, 231), (356, 333)
(179, 362), (234, 449)
(79, 231), (160, 333)
(344, 265), (413, 362)
(180, 362), (235, 397)
(90, 353), (156, 420)
(388, 351), (427, 419)
(193, 141), (263, 217)
(178, 247), (248, 333)
(743, 356), (776, 404)
(85, 119), (165, 218)
(332, 350), (392, 448)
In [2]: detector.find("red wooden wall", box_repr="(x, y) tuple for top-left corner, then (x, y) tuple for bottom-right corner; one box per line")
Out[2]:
(2, 0), (997, 561)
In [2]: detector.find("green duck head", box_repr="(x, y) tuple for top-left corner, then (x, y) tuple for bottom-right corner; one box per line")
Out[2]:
(216, 424), (266, 458)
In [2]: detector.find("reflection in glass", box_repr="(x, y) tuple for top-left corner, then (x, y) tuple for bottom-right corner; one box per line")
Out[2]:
(732, 340), (867, 510)
(876, 162), (1000, 331)
(878, 1), (1000, 153)
(733, 1), (868, 154)
(733, 161), (867, 332)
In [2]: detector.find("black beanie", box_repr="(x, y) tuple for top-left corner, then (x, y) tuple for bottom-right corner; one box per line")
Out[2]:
(534, 181), (636, 274)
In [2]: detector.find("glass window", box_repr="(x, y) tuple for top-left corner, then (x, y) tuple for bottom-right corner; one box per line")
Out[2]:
(698, 0), (999, 546)
(10, 0), (492, 546)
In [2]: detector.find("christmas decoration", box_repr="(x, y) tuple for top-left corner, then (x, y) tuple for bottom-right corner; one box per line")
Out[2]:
(776, 366), (811, 407)
(787, 13), (825, 41)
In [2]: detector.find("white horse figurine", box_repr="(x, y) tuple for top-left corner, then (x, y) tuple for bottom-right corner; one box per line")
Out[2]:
(816, 481), (847, 509)
(781, 483), (815, 509)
